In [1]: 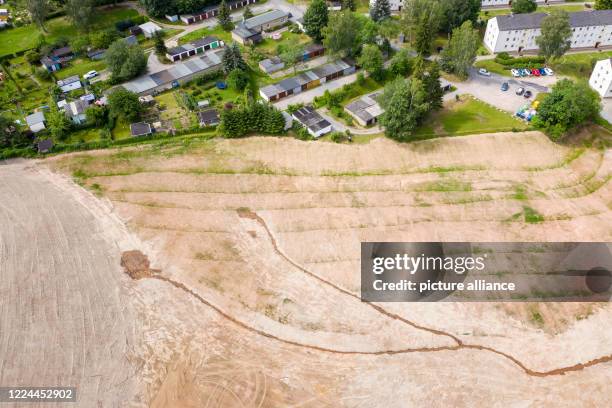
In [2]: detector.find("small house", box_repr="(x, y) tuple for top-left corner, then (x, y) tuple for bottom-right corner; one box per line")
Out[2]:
(139, 22), (162, 39)
(0, 8), (9, 22)
(198, 109), (219, 127)
(259, 57), (285, 74)
(166, 15), (179, 22)
(37, 139), (54, 154)
(344, 92), (384, 127)
(41, 56), (61, 72)
(130, 122), (152, 137)
(292, 106), (332, 138)
(129, 26), (143, 36)
(57, 76), (82, 93)
(439, 78), (452, 92)
(231, 10), (289, 45)
(124, 35), (138, 46)
(65, 100), (89, 125)
(87, 49), (106, 60)
(25, 111), (46, 133)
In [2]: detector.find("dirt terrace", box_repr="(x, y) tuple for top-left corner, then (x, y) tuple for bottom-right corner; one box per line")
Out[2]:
(3, 131), (611, 406)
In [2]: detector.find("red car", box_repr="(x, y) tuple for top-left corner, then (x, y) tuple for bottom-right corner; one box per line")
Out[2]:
(532, 68), (541, 76)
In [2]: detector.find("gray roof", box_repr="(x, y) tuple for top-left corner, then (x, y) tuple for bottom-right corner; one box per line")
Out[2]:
(345, 92), (384, 123)
(65, 100), (88, 117)
(124, 35), (138, 45)
(167, 36), (219, 56)
(259, 57), (284, 72)
(496, 10), (612, 31)
(198, 109), (219, 124)
(130, 122), (152, 136)
(232, 25), (256, 39)
(292, 106), (330, 132)
(25, 111), (45, 126)
(243, 9), (288, 30)
(122, 49), (224, 94)
(57, 75), (80, 86)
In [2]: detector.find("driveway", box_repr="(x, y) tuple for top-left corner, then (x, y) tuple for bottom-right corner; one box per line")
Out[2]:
(450, 69), (551, 114)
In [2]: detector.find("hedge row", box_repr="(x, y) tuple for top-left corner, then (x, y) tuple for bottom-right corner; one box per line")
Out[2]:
(495, 52), (546, 66)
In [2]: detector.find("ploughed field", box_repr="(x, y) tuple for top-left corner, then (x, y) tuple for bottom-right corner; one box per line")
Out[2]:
(5, 131), (611, 406)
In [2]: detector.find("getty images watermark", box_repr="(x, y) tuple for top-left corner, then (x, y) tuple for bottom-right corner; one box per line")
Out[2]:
(360, 243), (612, 302)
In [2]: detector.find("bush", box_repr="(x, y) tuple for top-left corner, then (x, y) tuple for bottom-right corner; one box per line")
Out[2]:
(494, 54), (545, 66)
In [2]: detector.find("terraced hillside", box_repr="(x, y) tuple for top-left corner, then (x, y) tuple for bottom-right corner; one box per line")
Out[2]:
(35, 131), (612, 405)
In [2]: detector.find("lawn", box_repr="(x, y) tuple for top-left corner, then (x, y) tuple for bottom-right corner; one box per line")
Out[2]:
(255, 31), (311, 56)
(0, 7), (141, 57)
(179, 25), (233, 45)
(55, 58), (107, 80)
(414, 95), (528, 138)
(479, 4), (587, 21)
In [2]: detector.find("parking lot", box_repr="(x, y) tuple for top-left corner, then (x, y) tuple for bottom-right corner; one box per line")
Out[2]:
(452, 68), (552, 115)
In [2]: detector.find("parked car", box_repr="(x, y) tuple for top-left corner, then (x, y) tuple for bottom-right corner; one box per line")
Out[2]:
(511, 69), (520, 77)
(478, 68), (491, 76)
(522, 69), (532, 76)
(524, 90), (533, 98)
(532, 68), (541, 76)
(501, 82), (509, 91)
(538, 68), (547, 76)
(516, 87), (525, 96)
(544, 67), (554, 76)
(83, 70), (98, 80)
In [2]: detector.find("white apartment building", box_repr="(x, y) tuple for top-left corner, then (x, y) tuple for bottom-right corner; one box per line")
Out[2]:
(370, 0), (558, 12)
(589, 59), (612, 98)
(481, 0), (560, 8)
(484, 10), (612, 54)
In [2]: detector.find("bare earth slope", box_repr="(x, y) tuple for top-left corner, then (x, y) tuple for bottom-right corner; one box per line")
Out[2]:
(2, 131), (611, 406)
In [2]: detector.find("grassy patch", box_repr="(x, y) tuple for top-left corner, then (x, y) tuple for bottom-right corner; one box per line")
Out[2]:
(414, 96), (528, 138)
(550, 51), (612, 79)
(479, 4), (587, 21)
(0, 8), (140, 57)
(415, 179), (472, 192)
(523, 206), (544, 224)
(179, 25), (232, 45)
(55, 58), (107, 80)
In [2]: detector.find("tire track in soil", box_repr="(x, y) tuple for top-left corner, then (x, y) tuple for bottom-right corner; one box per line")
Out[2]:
(229, 208), (612, 377)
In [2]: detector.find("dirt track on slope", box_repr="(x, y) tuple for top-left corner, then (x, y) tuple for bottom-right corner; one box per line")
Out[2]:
(3, 131), (611, 406)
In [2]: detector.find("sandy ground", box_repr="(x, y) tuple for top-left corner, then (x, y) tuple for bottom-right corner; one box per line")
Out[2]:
(2, 130), (611, 406)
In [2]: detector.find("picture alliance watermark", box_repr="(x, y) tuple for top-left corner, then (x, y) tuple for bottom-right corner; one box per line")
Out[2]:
(360, 242), (612, 302)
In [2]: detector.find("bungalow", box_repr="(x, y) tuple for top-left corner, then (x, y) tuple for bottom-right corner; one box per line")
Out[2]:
(40, 46), (74, 72)
(65, 100), (89, 125)
(198, 109), (219, 127)
(231, 10), (290, 45)
(344, 91), (384, 127)
(259, 57), (285, 74)
(259, 59), (355, 102)
(179, 0), (257, 24)
(166, 36), (224, 62)
(292, 106), (332, 138)
(25, 111), (46, 133)
(139, 22), (163, 38)
(130, 122), (152, 137)
(57, 76), (82, 93)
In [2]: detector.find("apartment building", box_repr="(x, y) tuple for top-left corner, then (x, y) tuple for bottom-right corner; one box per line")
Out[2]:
(484, 10), (612, 54)
(589, 58), (612, 98)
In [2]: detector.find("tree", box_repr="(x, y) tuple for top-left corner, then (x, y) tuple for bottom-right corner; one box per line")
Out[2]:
(222, 43), (247, 74)
(595, 0), (612, 10)
(389, 49), (413, 77)
(108, 88), (143, 122)
(378, 77), (429, 140)
(511, 0), (537, 14)
(370, 0), (391, 22)
(532, 79), (601, 140)
(303, 0), (329, 43)
(153, 31), (167, 56)
(343, 0), (356, 11)
(322, 11), (360, 58)
(440, 20), (479, 79)
(243, 5), (254, 19)
(26, 0), (49, 32)
(227, 69), (249, 91)
(278, 39), (305, 72)
(90, 28), (120, 49)
(440, 0), (481, 32)
(86, 105), (108, 127)
(402, 0), (443, 56)
(105, 39), (148, 82)
(415, 61), (444, 110)
(46, 98), (71, 141)
(65, 0), (95, 32)
(141, 0), (176, 18)
(0, 115), (17, 148)
(357, 44), (384, 81)
(218, 0), (234, 31)
(536, 10), (572, 61)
